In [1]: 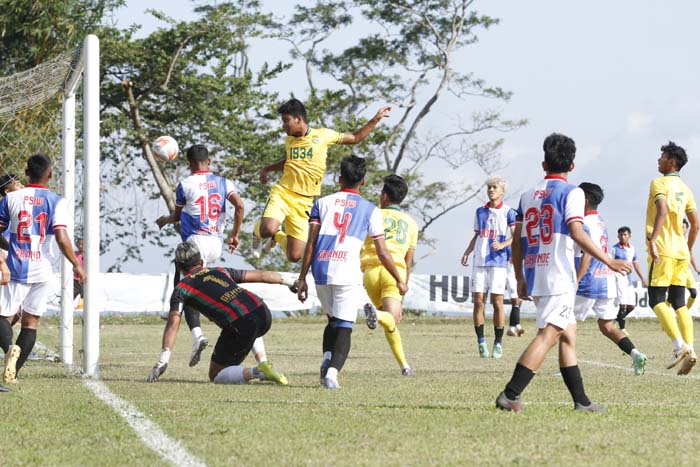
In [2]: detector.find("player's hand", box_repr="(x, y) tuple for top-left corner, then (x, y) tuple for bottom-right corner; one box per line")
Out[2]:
(609, 259), (632, 274)
(648, 240), (660, 264)
(641, 280), (648, 288)
(155, 215), (169, 229)
(491, 241), (504, 251)
(296, 279), (308, 302)
(260, 168), (269, 184)
(460, 252), (469, 267)
(147, 361), (168, 383)
(395, 308), (403, 325)
(516, 278), (531, 301)
(397, 281), (408, 296)
(373, 106), (392, 121)
(74, 266), (87, 283)
(228, 235), (239, 253)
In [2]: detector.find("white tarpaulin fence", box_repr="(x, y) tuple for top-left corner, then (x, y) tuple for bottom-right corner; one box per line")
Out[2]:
(44, 272), (697, 319)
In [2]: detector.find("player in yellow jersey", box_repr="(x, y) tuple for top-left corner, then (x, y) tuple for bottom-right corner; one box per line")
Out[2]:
(646, 141), (699, 375)
(252, 98), (391, 262)
(360, 175), (418, 376)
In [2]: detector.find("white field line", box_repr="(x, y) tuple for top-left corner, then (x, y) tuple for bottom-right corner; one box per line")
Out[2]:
(84, 379), (205, 467)
(579, 358), (700, 379)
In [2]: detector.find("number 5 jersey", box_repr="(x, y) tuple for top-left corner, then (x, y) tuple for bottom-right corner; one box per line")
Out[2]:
(0, 184), (70, 283)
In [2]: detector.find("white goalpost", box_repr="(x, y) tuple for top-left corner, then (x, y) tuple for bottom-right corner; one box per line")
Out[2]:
(0, 34), (100, 377)
(61, 34), (100, 377)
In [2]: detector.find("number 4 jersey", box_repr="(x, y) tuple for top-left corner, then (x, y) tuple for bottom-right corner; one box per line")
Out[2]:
(517, 175), (585, 297)
(310, 189), (384, 285)
(176, 171), (237, 241)
(0, 184), (70, 283)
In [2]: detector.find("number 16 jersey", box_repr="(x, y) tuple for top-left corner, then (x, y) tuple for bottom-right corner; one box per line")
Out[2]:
(516, 175), (585, 297)
(175, 171), (237, 241)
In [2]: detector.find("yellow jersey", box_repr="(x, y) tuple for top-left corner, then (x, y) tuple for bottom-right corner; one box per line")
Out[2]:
(645, 173), (697, 259)
(278, 128), (343, 196)
(360, 206), (418, 270)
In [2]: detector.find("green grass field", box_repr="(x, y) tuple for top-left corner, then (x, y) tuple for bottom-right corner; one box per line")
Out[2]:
(3, 315), (700, 466)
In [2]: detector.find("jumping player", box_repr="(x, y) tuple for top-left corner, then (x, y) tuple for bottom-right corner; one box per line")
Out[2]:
(611, 227), (647, 333)
(252, 98), (391, 262)
(147, 243), (288, 385)
(495, 133), (631, 412)
(460, 177), (516, 359)
(296, 155), (408, 389)
(360, 174), (418, 376)
(0, 155), (86, 384)
(574, 183), (647, 375)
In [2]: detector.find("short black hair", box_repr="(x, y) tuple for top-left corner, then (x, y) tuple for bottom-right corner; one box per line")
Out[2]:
(661, 141), (687, 170)
(277, 98), (308, 123)
(340, 155), (366, 186)
(579, 182), (604, 209)
(186, 144), (208, 162)
(618, 226), (631, 235)
(0, 173), (18, 196)
(543, 133), (576, 173)
(382, 174), (408, 204)
(26, 154), (52, 181)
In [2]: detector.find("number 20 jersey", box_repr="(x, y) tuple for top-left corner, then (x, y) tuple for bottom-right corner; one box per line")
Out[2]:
(516, 175), (585, 297)
(310, 189), (384, 286)
(0, 185), (69, 283)
(175, 171), (237, 241)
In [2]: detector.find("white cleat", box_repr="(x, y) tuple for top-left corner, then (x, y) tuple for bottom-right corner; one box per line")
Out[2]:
(189, 336), (209, 367)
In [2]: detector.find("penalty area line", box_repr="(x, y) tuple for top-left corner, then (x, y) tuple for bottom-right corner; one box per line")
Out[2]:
(580, 359), (700, 379)
(84, 379), (205, 467)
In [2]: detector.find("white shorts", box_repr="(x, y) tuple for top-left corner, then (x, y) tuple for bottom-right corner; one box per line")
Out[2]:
(573, 296), (617, 321)
(505, 264), (517, 297)
(471, 266), (506, 295)
(315, 284), (363, 323)
(0, 281), (52, 317)
(187, 235), (223, 265)
(533, 291), (576, 330)
(615, 279), (637, 307)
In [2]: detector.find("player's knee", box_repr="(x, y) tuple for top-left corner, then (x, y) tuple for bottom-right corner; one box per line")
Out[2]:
(647, 287), (667, 308)
(286, 250), (303, 262)
(259, 223), (277, 238)
(597, 319), (614, 336)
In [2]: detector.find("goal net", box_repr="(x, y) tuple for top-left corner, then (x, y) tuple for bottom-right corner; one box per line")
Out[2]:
(0, 35), (100, 377)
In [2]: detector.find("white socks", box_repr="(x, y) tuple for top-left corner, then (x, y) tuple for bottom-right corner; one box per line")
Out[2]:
(213, 365), (248, 384)
(253, 337), (267, 363)
(326, 367), (338, 381)
(191, 326), (203, 340)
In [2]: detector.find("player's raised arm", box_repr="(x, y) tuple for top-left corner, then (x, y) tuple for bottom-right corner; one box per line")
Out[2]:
(156, 205), (183, 229)
(341, 106), (391, 145)
(260, 158), (286, 184)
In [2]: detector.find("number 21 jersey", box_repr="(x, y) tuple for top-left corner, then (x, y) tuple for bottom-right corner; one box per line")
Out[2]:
(517, 175), (585, 297)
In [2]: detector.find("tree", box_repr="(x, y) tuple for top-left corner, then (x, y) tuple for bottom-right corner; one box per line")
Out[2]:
(282, 0), (526, 250)
(98, 1), (289, 269)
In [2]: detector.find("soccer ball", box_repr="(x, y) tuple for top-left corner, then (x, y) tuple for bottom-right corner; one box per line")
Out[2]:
(152, 136), (179, 161)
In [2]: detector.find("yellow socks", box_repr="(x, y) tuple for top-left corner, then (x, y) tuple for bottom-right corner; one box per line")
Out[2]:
(378, 311), (408, 369)
(676, 306), (694, 347)
(274, 229), (287, 251)
(652, 302), (683, 340)
(687, 296), (695, 310)
(253, 219), (262, 238)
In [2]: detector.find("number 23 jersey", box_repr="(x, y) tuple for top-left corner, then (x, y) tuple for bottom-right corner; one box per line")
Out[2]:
(516, 175), (585, 297)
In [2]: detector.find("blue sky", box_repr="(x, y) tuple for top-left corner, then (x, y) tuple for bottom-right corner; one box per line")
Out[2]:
(111, 1), (700, 275)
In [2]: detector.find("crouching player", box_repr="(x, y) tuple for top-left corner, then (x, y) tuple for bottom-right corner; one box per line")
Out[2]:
(360, 174), (418, 376)
(147, 243), (288, 385)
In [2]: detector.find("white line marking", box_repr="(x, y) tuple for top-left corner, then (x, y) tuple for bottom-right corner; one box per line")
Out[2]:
(84, 379), (205, 467)
(580, 358), (700, 379)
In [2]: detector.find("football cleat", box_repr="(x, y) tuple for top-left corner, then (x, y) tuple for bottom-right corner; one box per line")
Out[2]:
(189, 336), (209, 367)
(147, 362), (168, 383)
(677, 350), (697, 376)
(288, 280), (300, 294)
(496, 391), (523, 412)
(492, 344), (503, 359)
(478, 342), (490, 358)
(323, 377), (340, 389)
(667, 343), (692, 370)
(250, 234), (263, 259)
(364, 303), (378, 330)
(632, 352), (647, 376)
(574, 401), (606, 412)
(401, 367), (414, 377)
(506, 325), (525, 337)
(258, 361), (288, 385)
(3, 345), (20, 385)
(319, 359), (331, 385)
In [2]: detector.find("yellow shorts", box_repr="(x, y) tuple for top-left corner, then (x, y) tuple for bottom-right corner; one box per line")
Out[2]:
(262, 184), (314, 241)
(648, 256), (689, 288)
(362, 264), (406, 308)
